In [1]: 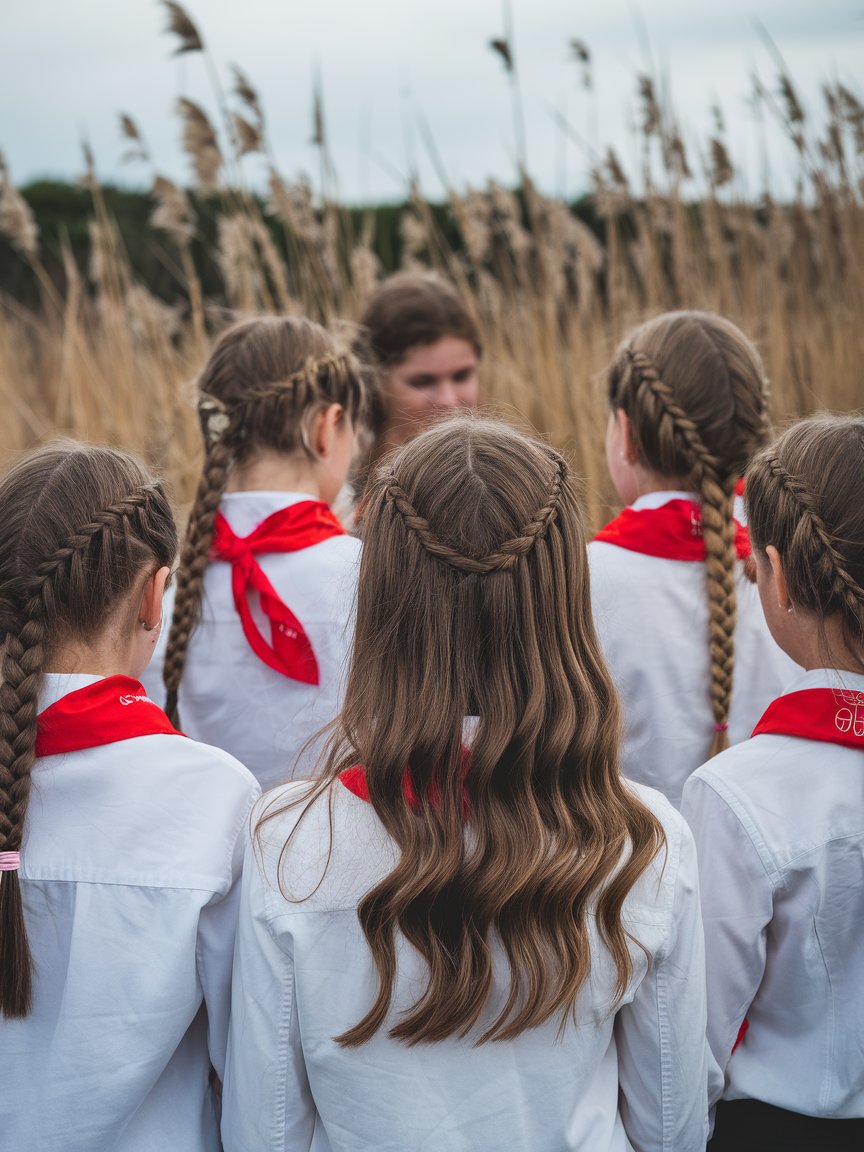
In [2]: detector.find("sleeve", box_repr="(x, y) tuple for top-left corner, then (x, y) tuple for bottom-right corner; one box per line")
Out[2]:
(681, 773), (773, 1098)
(221, 837), (317, 1152)
(615, 819), (715, 1152)
(197, 782), (261, 1080)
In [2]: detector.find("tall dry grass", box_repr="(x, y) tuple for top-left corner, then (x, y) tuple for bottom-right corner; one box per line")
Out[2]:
(1, 3), (862, 528)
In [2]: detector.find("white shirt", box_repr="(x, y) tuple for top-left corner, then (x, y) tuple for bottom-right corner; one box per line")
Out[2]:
(589, 491), (798, 807)
(681, 668), (864, 1118)
(0, 673), (260, 1152)
(145, 492), (361, 791)
(222, 778), (715, 1152)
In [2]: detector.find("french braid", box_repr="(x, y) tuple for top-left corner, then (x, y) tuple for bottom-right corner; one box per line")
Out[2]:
(0, 445), (176, 1019)
(627, 348), (737, 753)
(161, 318), (368, 723)
(608, 312), (771, 759)
(763, 454), (864, 615)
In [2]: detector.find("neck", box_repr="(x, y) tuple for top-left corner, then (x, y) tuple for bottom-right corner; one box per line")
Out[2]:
(779, 613), (863, 675)
(226, 449), (323, 499)
(45, 639), (138, 680)
(627, 466), (693, 502)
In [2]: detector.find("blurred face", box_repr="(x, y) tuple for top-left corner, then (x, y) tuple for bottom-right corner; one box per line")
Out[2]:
(382, 337), (480, 449)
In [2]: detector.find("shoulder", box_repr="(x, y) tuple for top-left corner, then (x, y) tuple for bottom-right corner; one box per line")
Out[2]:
(131, 733), (260, 810)
(248, 777), (397, 916)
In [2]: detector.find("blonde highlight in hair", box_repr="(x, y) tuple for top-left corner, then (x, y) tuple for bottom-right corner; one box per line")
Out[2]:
(262, 416), (665, 1046)
(162, 315), (368, 723)
(608, 311), (771, 755)
(0, 443), (176, 1019)
(746, 415), (864, 664)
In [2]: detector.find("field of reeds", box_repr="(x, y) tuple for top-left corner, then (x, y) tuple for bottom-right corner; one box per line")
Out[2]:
(1, 2), (862, 528)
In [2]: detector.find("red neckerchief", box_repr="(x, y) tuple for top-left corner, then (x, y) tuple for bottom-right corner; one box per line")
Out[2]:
(36, 676), (182, 757)
(211, 501), (346, 686)
(751, 687), (864, 750)
(339, 751), (471, 818)
(593, 498), (751, 562)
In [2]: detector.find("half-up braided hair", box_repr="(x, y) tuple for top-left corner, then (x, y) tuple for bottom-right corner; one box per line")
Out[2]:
(607, 311), (771, 755)
(162, 316), (368, 724)
(260, 415), (666, 1046)
(0, 444), (176, 1019)
(746, 415), (864, 664)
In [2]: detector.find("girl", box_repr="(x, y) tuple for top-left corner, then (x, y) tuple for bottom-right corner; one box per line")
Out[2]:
(355, 270), (482, 459)
(0, 443), (259, 1151)
(682, 415), (864, 1151)
(222, 416), (714, 1152)
(589, 310), (797, 806)
(153, 316), (366, 790)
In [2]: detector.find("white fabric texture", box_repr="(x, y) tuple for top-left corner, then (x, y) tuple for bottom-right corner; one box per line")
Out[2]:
(681, 667), (864, 1118)
(144, 491), (361, 791)
(0, 673), (260, 1152)
(588, 490), (798, 807)
(222, 778), (715, 1152)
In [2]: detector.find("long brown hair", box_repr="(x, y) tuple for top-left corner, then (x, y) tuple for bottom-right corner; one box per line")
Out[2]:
(746, 415), (864, 665)
(262, 415), (665, 1046)
(607, 310), (770, 755)
(162, 315), (367, 723)
(355, 271), (482, 441)
(0, 443), (176, 1019)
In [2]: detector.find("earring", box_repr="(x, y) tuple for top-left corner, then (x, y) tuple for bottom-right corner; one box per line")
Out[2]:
(139, 614), (163, 632)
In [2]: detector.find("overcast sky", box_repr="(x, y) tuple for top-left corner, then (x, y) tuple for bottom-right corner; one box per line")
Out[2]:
(2, 1), (862, 202)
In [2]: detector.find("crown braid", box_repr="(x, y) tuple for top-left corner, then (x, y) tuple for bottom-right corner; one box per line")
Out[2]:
(385, 459), (565, 575)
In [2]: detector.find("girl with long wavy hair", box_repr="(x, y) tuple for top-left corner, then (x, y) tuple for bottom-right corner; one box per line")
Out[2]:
(222, 416), (714, 1152)
(590, 310), (797, 807)
(683, 416), (864, 1151)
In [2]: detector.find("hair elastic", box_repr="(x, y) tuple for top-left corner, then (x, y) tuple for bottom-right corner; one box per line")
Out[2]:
(713, 722), (729, 732)
(0, 851), (21, 871)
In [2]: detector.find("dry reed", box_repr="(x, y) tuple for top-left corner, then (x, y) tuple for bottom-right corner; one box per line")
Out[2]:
(1, 16), (862, 531)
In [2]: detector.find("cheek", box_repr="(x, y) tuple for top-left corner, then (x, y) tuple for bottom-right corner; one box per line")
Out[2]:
(456, 373), (480, 406)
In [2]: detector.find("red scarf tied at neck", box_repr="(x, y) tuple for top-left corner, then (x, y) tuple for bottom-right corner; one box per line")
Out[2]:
(211, 500), (346, 686)
(593, 498), (751, 562)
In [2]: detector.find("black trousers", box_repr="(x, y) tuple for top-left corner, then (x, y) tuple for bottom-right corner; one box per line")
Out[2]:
(710, 1099), (864, 1152)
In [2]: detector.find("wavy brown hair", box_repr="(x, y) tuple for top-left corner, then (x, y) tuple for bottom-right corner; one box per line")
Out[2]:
(746, 415), (864, 665)
(0, 443), (176, 1019)
(607, 310), (771, 755)
(262, 415), (665, 1046)
(162, 315), (368, 723)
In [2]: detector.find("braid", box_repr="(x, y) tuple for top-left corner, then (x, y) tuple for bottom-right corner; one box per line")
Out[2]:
(385, 459), (565, 575)
(163, 438), (233, 724)
(627, 348), (737, 755)
(765, 454), (864, 615)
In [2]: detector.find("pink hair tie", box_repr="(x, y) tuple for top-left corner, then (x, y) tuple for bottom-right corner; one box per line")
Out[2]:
(0, 851), (21, 871)
(713, 722), (729, 732)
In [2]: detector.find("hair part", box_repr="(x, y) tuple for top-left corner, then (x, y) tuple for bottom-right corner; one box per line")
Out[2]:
(162, 315), (368, 724)
(0, 443), (176, 1018)
(746, 414), (864, 665)
(262, 415), (665, 1046)
(607, 310), (771, 755)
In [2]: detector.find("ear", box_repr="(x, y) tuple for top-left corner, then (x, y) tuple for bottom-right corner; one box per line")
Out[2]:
(765, 545), (792, 611)
(138, 566), (171, 631)
(311, 403), (345, 460)
(615, 408), (639, 464)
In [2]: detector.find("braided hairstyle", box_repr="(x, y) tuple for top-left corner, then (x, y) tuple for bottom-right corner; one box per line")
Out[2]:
(264, 414), (666, 1046)
(162, 316), (367, 724)
(607, 311), (771, 755)
(746, 415), (864, 664)
(0, 444), (176, 1018)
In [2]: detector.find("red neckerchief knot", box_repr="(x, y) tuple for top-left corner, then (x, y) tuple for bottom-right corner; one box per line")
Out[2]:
(211, 500), (346, 686)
